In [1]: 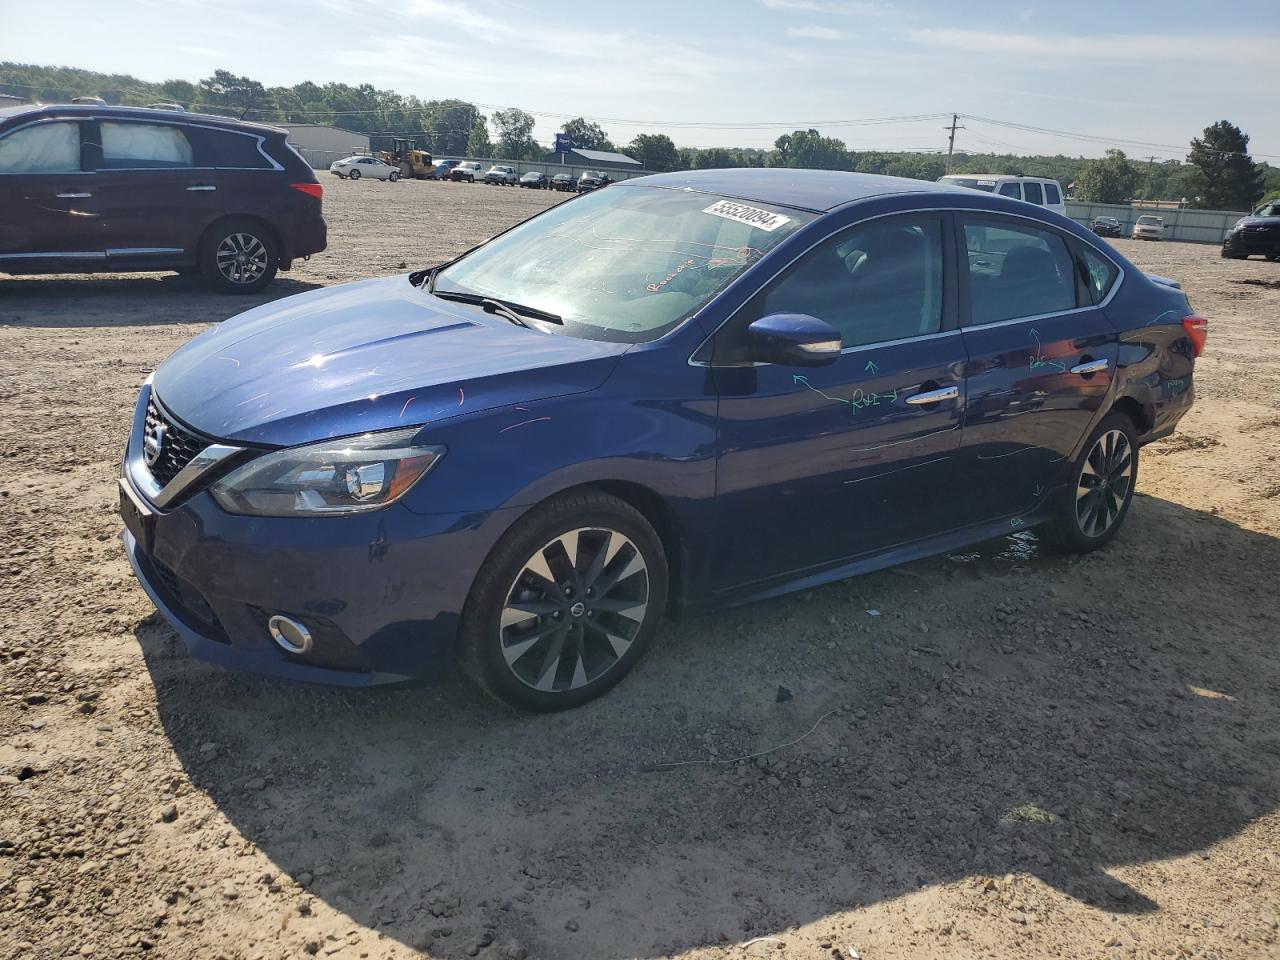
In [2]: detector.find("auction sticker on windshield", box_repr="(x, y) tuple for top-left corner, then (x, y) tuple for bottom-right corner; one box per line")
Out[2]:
(703, 199), (792, 232)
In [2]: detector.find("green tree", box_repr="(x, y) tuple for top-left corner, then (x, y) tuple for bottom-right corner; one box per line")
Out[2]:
(693, 147), (736, 169)
(772, 129), (849, 170)
(628, 133), (679, 171)
(158, 79), (197, 105)
(1075, 149), (1140, 203)
(423, 99), (482, 156)
(561, 117), (613, 152)
(466, 118), (493, 158)
(491, 107), (537, 160)
(1187, 121), (1265, 210)
(196, 69), (273, 118)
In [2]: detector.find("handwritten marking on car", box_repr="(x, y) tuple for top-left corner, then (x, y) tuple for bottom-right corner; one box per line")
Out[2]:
(792, 374), (898, 412)
(842, 457), (950, 485)
(398, 396), (415, 419)
(499, 417), (552, 434)
(1028, 328), (1068, 373)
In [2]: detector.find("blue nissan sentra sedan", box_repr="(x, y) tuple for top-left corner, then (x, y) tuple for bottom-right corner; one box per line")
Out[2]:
(119, 169), (1206, 710)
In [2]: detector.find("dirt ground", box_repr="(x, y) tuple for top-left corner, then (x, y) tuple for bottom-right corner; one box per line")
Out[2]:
(2, 177), (1279, 960)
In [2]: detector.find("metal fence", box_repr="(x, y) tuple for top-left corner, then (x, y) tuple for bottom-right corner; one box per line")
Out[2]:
(1064, 201), (1247, 244)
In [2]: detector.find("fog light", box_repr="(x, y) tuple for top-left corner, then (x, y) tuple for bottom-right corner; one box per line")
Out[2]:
(267, 615), (313, 655)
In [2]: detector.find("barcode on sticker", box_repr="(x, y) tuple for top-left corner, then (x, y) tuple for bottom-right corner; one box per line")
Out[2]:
(703, 200), (792, 233)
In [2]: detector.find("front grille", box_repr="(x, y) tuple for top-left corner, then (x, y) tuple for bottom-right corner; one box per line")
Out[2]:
(144, 397), (207, 487)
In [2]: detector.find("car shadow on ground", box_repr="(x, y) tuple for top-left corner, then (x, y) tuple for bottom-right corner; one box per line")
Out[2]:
(135, 494), (1280, 958)
(0, 273), (322, 326)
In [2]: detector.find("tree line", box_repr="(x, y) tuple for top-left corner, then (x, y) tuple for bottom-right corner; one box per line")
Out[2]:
(3, 62), (1275, 209)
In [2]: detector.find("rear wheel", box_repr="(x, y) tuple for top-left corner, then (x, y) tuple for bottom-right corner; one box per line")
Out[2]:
(199, 219), (279, 294)
(1041, 413), (1138, 553)
(461, 491), (668, 711)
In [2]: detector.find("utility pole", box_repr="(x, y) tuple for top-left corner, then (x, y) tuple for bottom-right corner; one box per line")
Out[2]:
(1144, 155), (1158, 200)
(944, 113), (965, 174)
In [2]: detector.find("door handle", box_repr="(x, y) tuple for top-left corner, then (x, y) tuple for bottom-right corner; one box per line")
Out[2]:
(905, 385), (959, 405)
(1070, 358), (1109, 375)
(56, 192), (92, 198)
(186, 185), (217, 192)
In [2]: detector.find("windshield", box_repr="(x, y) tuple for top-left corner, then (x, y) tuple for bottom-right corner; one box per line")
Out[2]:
(433, 186), (813, 343)
(940, 176), (997, 192)
(1137, 216), (1161, 224)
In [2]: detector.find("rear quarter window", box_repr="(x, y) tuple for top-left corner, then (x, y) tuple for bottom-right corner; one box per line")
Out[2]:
(1079, 246), (1119, 304)
(1044, 182), (1061, 204)
(196, 128), (275, 169)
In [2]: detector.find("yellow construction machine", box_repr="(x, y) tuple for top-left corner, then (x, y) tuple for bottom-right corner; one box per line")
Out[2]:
(380, 138), (436, 179)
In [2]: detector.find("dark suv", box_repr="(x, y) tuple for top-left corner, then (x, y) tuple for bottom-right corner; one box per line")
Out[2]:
(1222, 201), (1280, 261)
(0, 104), (326, 292)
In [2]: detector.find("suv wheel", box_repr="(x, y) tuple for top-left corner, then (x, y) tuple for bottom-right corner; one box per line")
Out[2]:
(200, 219), (279, 294)
(461, 490), (668, 711)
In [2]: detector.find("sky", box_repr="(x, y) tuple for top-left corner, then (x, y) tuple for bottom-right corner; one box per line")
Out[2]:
(4, 0), (1279, 161)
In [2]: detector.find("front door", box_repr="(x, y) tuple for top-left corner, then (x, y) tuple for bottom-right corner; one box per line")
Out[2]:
(0, 119), (103, 265)
(709, 212), (966, 590)
(955, 215), (1119, 524)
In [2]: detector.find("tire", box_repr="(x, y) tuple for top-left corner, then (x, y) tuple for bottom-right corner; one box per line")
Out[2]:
(468, 175), (475, 183)
(348, 168), (361, 180)
(460, 490), (669, 711)
(198, 218), (279, 294)
(389, 170), (400, 182)
(1041, 412), (1138, 554)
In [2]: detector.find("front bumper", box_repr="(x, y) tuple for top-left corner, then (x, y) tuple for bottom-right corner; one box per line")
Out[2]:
(118, 389), (519, 686)
(1223, 231), (1279, 255)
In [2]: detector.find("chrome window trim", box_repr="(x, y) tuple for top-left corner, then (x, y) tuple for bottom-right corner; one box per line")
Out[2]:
(0, 115), (283, 173)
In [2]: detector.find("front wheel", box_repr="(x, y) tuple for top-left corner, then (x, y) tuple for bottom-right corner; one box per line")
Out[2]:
(348, 168), (361, 180)
(1041, 413), (1138, 553)
(388, 170), (400, 182)
(461, 491), (669, 711)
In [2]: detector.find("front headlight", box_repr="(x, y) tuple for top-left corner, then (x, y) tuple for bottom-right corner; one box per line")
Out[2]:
(210, 428), (445, 517)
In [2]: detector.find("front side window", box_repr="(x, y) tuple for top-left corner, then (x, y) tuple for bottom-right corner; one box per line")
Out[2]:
(963, 220), (1077, 325)
(998, 182), (1021, 199)
(1023, 182), (1044, 205)
(433, 186), (813, 343)
(0, 121), (81, 173)
(736, 215), (944, 353)
(100, 122), (193, 168)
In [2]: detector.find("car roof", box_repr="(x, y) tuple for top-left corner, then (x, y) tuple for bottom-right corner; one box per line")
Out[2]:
(622, 168), (971, 213)
(0, 102), (286, 135)
(941, 173), (1056, 182)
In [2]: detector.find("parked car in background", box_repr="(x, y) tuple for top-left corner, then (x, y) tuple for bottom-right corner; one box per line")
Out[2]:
(1132, 215), (1165, 241)
(449, 161), (483, 182)
(936, 174), (1066, 215)
(119, 169), (1204, 710)
(0, 102), (325, 293)
(330, 155), (400, 181)
(484, 164), (518, 186)
(577, 170), (613, 192)
(1222, 200), (1280, 260)
(519, 171), (548, 189)
(1091, 216), (1124, 238)
(550, 172), (576, 192)
(427, 159), (460, 180)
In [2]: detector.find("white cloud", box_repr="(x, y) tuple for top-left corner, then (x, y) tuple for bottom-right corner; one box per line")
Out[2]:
(762, 0), (887, 14)
(786, 25), (844, 40)
(906, 28), (1278, 63)
(178, 45), (226, 58)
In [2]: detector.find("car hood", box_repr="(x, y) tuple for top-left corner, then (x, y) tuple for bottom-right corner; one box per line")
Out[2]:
(152, 275), (630, 446)
(1233, 216), (1280, 229)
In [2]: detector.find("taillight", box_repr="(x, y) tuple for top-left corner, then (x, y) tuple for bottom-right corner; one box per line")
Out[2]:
(1181, 315), (1208, 357)
(290, 182), (323, 200)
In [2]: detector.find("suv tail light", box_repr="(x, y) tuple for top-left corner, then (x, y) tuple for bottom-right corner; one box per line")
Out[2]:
(1181, 315), (1208, 357)
(290, 182), (323, 200)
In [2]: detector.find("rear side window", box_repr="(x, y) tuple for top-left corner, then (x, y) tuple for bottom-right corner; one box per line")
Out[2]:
(100, 122), (193, 168)
(1044, 182), (1061, 205)
(0, 121), (81, 173)
(998, 182), (1021, 199)
(199, 129), (273, 169)
(1080, 246), (1119, 304)
(963, 220), (1077, 325)
(1023, 181), (1044, 205)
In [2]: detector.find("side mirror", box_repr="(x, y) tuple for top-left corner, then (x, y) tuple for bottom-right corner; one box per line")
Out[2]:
(747, 313), (842, 367)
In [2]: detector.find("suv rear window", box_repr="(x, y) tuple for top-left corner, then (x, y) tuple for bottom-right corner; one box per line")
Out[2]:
(1023, 181), (1044, 205)
(198, 129), (275, 169)
(1044, 182), (1061, 204)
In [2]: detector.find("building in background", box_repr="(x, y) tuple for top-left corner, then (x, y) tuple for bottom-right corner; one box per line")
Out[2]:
(549, 147), (643, 172)
(281, 124), (371, 169)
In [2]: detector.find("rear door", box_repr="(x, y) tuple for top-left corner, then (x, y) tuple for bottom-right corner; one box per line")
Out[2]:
(0, 118), (103, 265)
(90, 119), (223, 265)
(954, 214), (1118, 524)
(709, 211), (966, 590)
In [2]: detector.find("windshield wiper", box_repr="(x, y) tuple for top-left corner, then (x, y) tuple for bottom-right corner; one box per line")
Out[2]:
(431, 289), (563, 326)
